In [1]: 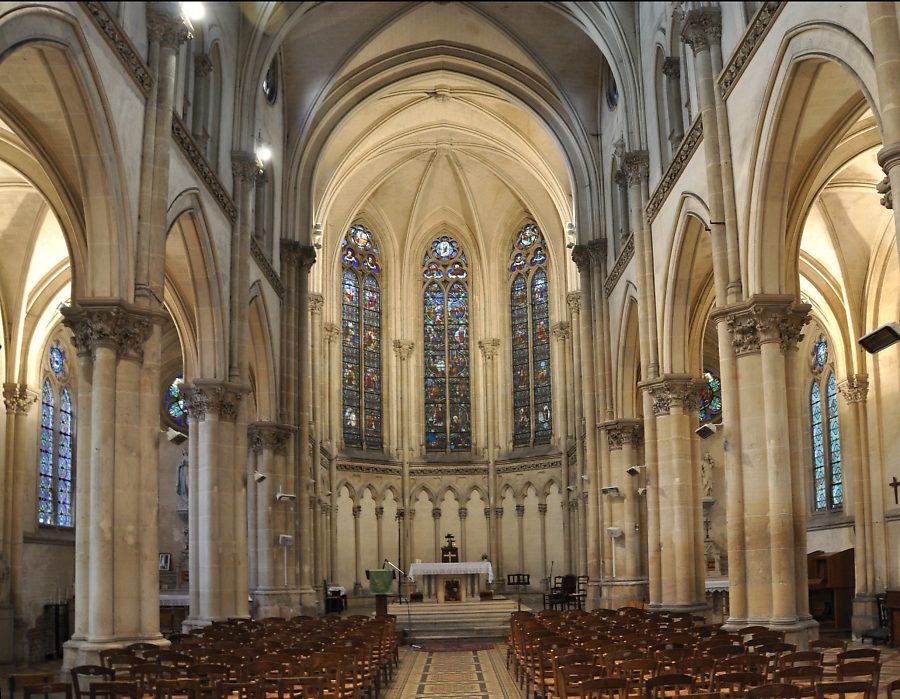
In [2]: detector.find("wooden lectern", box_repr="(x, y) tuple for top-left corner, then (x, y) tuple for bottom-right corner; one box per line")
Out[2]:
(807, 548), (854, 630)
(886, 589), (900, 647)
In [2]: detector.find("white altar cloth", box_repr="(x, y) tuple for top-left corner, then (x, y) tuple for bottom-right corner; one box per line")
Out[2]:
(407, 561), (494, 584)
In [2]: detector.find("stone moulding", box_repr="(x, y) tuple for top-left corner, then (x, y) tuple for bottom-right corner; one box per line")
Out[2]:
(719, 1), (785, 98)
(250, 236), (285, 299)
(337, 463), (402, 475)
(172, 114), (238, 222)
(646, 116), (703, 223)
(604, 234), (634, 297)
(81, 1), (153, 96)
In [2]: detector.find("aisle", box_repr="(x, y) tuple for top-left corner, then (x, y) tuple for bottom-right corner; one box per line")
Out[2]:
(384, 645), (523, 699)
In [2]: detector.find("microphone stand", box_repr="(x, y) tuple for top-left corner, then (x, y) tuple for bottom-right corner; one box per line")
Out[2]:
(383, 559), (415, 646)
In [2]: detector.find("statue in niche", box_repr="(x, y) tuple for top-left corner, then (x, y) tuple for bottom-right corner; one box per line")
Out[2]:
(176, 449), (189, 499)
(700, 452), (714, 498)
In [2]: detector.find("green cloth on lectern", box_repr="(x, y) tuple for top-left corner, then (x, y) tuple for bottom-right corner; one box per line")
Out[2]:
(368, 569), (393, 594)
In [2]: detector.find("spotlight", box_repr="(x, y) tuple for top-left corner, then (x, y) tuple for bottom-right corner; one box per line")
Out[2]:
(637, 487), (647, 497)
(253, 470), (267, 483)
(275, 490), (296, 502)
(601, 486), (620, 496)
(581, 474), (589, 481)
(696, 423), (718, 439)
(277, 534), (294, 546)
(606, 527), (622, 539)
(566, 485), (576, 491)
(858, 322), (900, 354)
(626, 465), (645, 477)
(256, 144), (272, 163)
(180, 2), (205, 20)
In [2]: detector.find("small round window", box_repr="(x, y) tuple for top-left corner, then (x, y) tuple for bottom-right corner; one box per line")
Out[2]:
(262, 56), (279, 104)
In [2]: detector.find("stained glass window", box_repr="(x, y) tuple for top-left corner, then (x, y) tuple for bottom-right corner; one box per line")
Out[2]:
(38, 340), (75, 528)
(342, 224), (382, 449)
(166, 375), (188, 428)
(509, 223), (552, 447)
(698, 370), (722, 423)
(809, 335), (842, 512)
(423, 235), (470, 452)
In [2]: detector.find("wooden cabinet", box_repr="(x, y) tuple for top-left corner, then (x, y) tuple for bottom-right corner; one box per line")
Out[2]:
(808, 548), (854, 631)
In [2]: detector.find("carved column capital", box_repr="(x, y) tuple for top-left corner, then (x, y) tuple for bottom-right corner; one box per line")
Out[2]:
(3, 383), (37, 416)
(147, 3), (192, 47)
(484, 507), (492, 519)
(538, 503), (548, 515)
(604, 419), (644, 450)
(588, 239), (607, 267)
(682, 7), (721, 52)
(515, 504), (525, 517)
(248, 422), (294, 455)
(645, 375), (705, 416)
(324, 322), (340, 343)
(61, 300), (162, 361)
(478, 338), (500, 360)
(281, 241), (316, 272)
(876, 176), (892, 209)
(551, 321), (571, 342)
(183, 380), (244, 422)
(494, 507), (504, 518)
(352, 505), (361, 518)
(432, 507), (442, 519)
(309, 293), (324, 316)
(662, 56), (681, 79)
(393, 340), (414, 360)
(458, 507), (468, 519)
(722, 295), (811, 356)
(375, 506), (384, 519)
(232, 151), (262, 183)
(838, 374), (869, 404)
(623, 151), (650, 185)
(571, 244), (592, 274)
(566, 291), (582, 314)
(194, 53), (213, 76)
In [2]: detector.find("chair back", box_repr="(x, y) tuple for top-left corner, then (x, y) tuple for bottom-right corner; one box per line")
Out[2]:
(814, 681), (871, 699)
(71, 666), (116, 699)
(748, 685), (801, 699)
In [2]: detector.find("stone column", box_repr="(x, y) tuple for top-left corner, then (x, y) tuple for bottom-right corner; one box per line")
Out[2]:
(247, 422), (293, 616)
(60, 302), (161, 665)
(375, 506), (385, 569)
(662, 57), (685, 150)
(393, 340), (414, 575)
(494, 507), (504, 579)
(324, 324), (340, 449)
(538, 503), (548, 587)
(644, 377), (705, 610)
(838, 375), (878, 634)
(190, 53), (212, 148)
(458, 507), (468, 561)
(352, 505), (362, 593)
(1, 385), (37, 632)
(309, 294), (324, 588)
(725, 296), (814, 640)
(294, 246), (317, 609)
(432, 508), (442, 563)
(478, 339), (501, 576)
(867, 2), (900, 265)
(566, 293), (588, 576)
(515, 504), (526, 574)
(571, 246), (601, 607)
(614, 171), (629, 255)
(552, 322), (572, 572)
(182, 380), (244, 625)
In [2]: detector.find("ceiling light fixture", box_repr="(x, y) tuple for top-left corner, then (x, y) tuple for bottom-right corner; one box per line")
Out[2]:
(181, 2), (205, 21)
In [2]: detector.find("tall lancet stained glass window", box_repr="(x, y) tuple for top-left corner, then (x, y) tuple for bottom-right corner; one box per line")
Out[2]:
(510, 223), (552, 447)
(423, 235), (471, 452)
(38, 340), (75, 528)
(341, 224), (382, 449)
(810, 336), (843, 511)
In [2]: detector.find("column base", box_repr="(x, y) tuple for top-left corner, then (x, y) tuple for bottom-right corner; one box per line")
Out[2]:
(723, 616), (819, 649)
(63, 634), (169, 669)
(600, 578), (649, 610)
(851, 593), (879, 639)
(249, 588), (305, 619)
(299, 586), (319, 615)
(585, 580), (602, 611)
(654, 601), (710, 618)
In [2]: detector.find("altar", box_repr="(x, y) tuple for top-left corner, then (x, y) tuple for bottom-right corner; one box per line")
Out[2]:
(407, 561), (494, 602)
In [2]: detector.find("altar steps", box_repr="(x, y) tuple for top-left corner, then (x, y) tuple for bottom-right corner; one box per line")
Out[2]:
(387, 598), (526, 644)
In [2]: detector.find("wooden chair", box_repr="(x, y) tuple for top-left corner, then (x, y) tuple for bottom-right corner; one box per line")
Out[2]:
(614, 658), (659, 697)
(808, 640), (847, 678)
(747, 685), (800, 699)
(776, 666), (824, 698)
(645, 674), (696, 699)
(835, 661), (880, 699)
(126, 642), (160, 659)
(101, 653), (142, 680)
(131, 663), (180, 694)
(23, 685), (72, 699)
(836, 650), (879, 665)
(155, 679), (200, 699)
(711, 671), (765, 699)
(214, 682), (259, 699)
(71, 666), (116, 699)
(813, 681), (871, 699)
(672, 657), (715, 691)
(886, 679), (900, 699)
(87, 682), (140, 699)
(576, 677), (628, 699)
(557, 664), (605, 699)
(266, 677), (324, 699)
(777, 652), (823, 669)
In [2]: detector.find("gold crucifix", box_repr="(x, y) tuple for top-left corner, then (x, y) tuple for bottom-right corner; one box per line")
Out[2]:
(890, 476), (899, 505)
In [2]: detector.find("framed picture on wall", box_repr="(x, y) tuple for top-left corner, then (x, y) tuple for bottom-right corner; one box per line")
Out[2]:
(159, 553), (171, 571)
